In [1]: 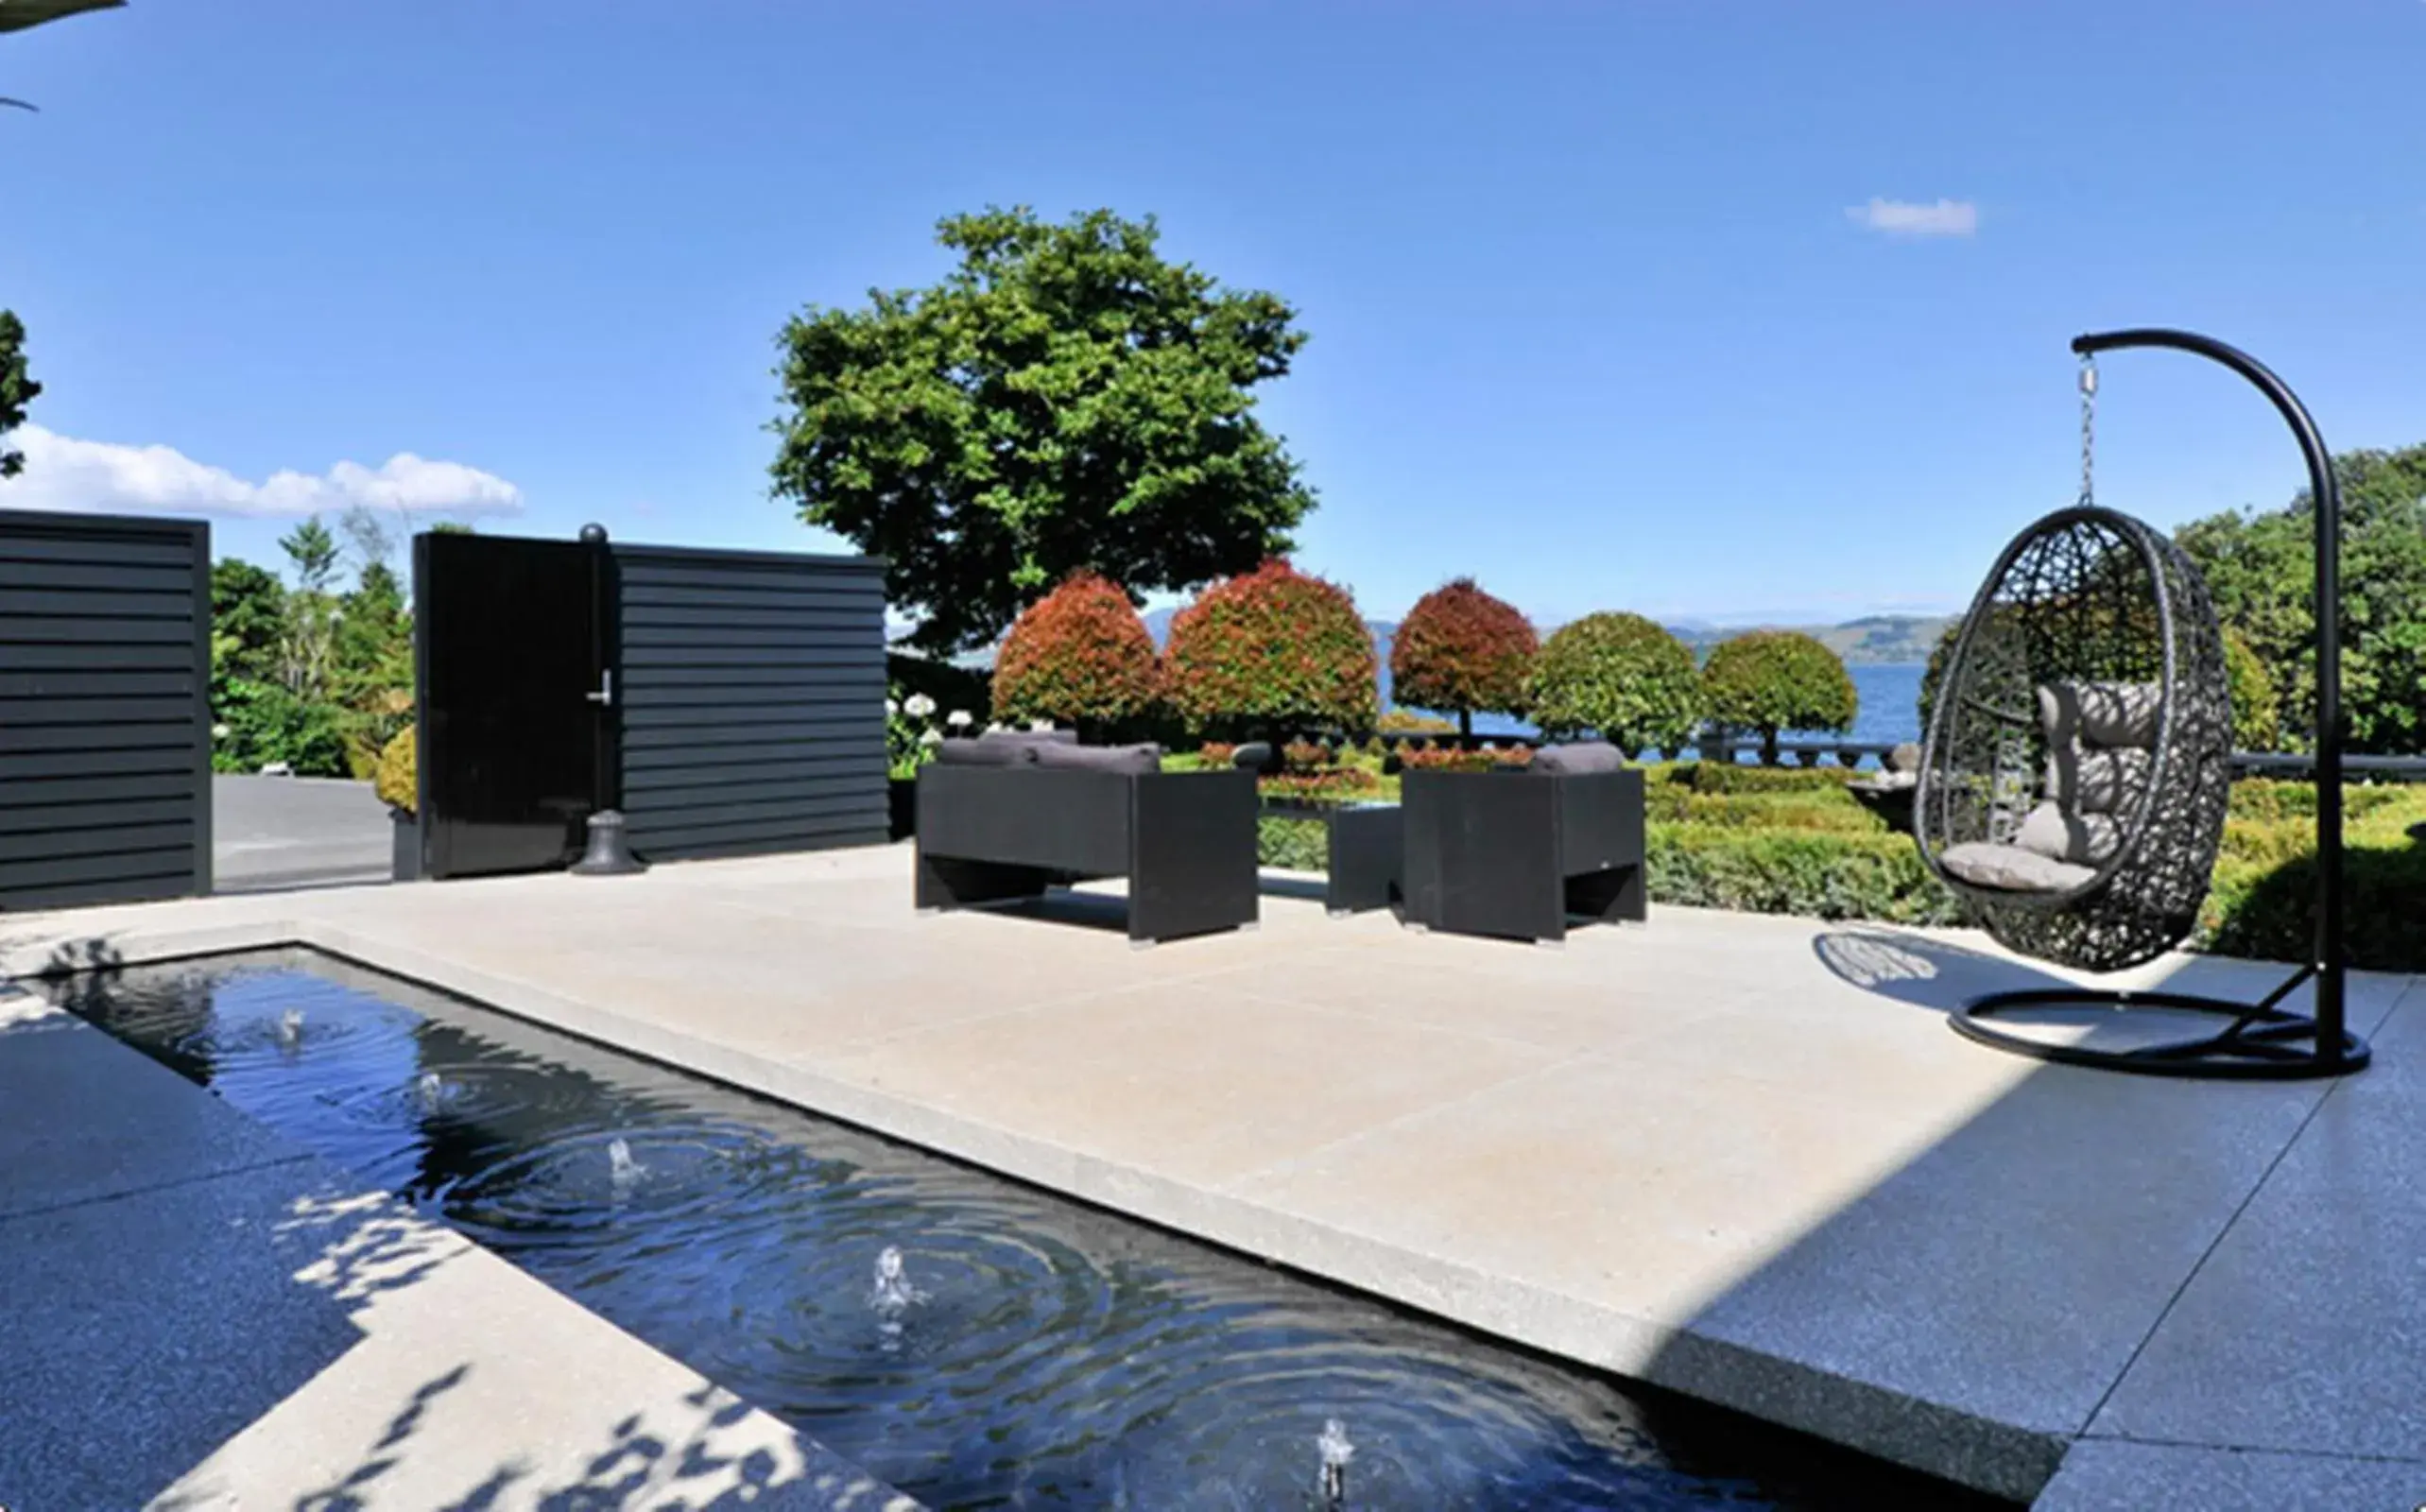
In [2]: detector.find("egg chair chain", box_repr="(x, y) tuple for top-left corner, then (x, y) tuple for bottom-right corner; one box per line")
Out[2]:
(2077, 355), (2097, 507)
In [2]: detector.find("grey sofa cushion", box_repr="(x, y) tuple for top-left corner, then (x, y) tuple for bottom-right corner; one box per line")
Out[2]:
(932, 737), (1039, 766)
(1530, 741), (1625, 775)
(979, 728), (1078, 747)
(1032, 741), (1162, 775)
(1940, 840), (2098, 893)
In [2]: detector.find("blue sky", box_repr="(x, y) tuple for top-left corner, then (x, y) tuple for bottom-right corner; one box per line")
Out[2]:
(5, 2), (2422, 629)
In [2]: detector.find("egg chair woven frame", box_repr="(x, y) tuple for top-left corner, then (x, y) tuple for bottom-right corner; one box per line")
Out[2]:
(1917, 505), (2233, 974)
(1916, 326), (2366, 1082)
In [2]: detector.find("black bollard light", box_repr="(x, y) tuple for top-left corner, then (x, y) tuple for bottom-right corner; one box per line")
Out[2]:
(571, 523), (647, 876)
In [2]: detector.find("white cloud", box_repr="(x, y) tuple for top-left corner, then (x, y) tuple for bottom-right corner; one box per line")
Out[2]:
(0, 424), (525, 520)
(1846, 197), (1979, 237)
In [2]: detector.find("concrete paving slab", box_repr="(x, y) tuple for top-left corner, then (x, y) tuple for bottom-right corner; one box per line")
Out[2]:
(814, 978), (1568, 1188)
(2031, 1437), (2426, 1511)
(2082, 979), (2426, 1464)
(0, 995), (309, 1219)
(3, 846), (2418, 1505)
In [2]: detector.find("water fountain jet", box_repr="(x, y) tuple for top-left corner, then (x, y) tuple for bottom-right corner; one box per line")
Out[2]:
(1317, 1418), (1353, 1510)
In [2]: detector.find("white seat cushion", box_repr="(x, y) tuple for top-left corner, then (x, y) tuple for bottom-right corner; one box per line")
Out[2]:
(1940, 840), (2098, 893)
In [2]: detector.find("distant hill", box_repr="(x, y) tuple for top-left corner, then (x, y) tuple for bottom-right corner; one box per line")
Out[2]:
(1669, 614), (1955, 666)
(1141, 607), (1951, 668)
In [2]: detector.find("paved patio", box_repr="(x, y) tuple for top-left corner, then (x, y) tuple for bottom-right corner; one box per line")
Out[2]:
(3, 842), (2420, 1507)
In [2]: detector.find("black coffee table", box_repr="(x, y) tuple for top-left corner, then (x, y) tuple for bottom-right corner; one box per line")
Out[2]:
(1260, 798), (1403, 917)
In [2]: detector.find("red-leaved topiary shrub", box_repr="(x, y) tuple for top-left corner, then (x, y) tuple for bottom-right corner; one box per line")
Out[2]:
(1388, 576), (1539, 738)
(989, 571), (1161, 735)
(1161, 558), (1379, 737)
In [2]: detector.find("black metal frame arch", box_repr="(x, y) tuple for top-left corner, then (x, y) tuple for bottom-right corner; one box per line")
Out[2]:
(1947, 328), (2370, 1079)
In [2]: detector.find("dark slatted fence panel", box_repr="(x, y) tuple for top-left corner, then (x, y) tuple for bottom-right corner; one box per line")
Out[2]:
(612, 544), (887, 861)
(0, 510), (212, 909)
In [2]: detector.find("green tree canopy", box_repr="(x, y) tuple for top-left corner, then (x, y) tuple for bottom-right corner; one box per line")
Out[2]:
(2177, 444), (2426, 755)
(1700, 629), (1857, 763)
(1527, 611), (1701, 753)
(2222, 627), (2281, 754)
(0, 309), (37, 477)
(210, 558), (286, 684)
(769, 205), (1316, 656)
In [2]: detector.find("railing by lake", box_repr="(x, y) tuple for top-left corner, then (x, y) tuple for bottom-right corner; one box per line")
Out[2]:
(1272, 729), (2426, 782)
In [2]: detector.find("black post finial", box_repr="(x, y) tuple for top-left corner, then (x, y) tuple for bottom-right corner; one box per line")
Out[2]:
(578, 523), (609, 544)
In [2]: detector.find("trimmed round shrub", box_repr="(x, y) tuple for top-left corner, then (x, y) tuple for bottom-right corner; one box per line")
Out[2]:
(374, 725), (417, 814)
(2223, 627), (2280, 754)
(1527, 611), (1701, 753)
(1700, 630), (1857, 762)
(989, 571), (1161, 733)
(1161, 558), (1379, 736)
(1388, 577), (1538, 737)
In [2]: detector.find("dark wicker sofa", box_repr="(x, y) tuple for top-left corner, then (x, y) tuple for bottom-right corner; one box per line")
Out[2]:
(1400, 742), (1646, 943)
(914, 732), (1260, 944)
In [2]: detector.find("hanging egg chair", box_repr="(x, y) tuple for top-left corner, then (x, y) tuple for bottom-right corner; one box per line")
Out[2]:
(1912, 328), (2367, 1080)
(1916, 505), (2233, 973)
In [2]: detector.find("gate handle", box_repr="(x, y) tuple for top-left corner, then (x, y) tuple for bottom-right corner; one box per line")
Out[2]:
(587, 670), (614, 707)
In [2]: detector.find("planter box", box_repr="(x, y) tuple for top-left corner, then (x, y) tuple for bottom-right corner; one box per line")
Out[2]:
(888, 776), (918, 842)
(1401, 766), (1645, 943)
(390, 808), (422, 883)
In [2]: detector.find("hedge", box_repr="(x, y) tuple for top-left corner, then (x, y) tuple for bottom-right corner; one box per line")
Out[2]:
(1235, 759), (2426, 971)
(1645, 824), (1966, 927)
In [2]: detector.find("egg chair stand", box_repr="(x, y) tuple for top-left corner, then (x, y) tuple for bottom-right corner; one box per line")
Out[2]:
(1926, 328), (2368, 1080)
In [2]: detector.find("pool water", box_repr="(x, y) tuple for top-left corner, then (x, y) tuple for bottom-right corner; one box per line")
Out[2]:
(56, 954), (2007, 1511)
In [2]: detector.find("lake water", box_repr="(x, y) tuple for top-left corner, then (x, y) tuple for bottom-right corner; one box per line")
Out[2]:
(1395, 663), (1927, 748)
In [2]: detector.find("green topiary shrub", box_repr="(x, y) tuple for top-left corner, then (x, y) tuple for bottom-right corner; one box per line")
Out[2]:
(2222, 627), (2281, 754)
(1161, 558), (1379, 737)
(989, 571), (1161, 736)
(1527, 611), (1701, 754)
(374, 725), (417, 814)
(1388, 577), (1538, 738)
(1700, 629), (1857, 765)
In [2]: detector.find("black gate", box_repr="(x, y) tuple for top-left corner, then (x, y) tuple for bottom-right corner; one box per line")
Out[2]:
(412, 531), (605, 880)
(0, 509), (213, 910)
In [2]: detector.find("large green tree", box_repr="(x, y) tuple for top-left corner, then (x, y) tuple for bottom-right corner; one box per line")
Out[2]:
(0, 308), (36, 475)
(2177, 444), (2426, 754)
(769, 206), (1316, 656)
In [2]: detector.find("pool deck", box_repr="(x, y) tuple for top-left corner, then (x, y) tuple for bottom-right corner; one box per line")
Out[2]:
(3, 842), (2421, 1507)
